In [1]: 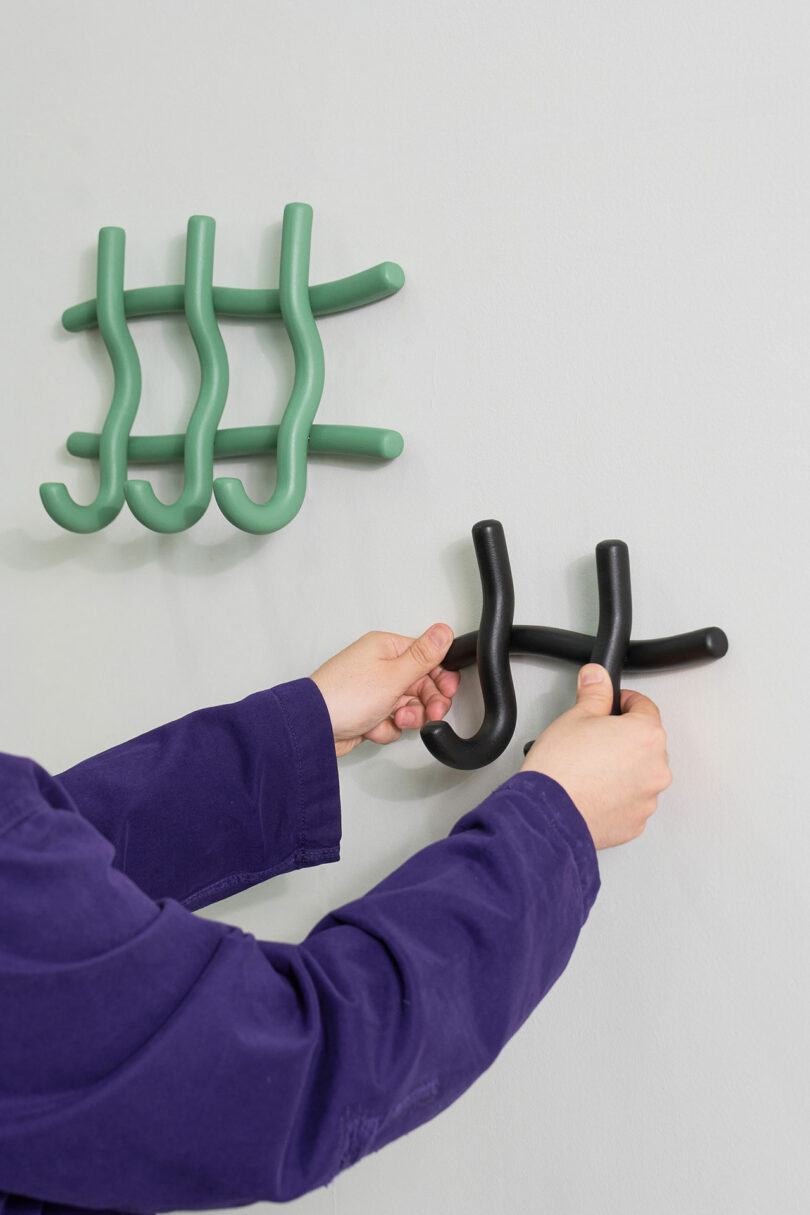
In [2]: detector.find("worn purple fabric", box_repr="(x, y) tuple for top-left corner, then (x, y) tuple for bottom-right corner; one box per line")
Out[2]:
(0, 677), (599, 1213)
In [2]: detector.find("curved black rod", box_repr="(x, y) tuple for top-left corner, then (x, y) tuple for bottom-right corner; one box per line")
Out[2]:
(442, 625), (729, 673)
(591, 539), (632, 714)
(420, 519), (517, 770)
(522, 539), (632, 755)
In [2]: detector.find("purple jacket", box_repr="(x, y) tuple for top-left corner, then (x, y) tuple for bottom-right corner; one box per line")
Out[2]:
(0, 678), (599, 1213)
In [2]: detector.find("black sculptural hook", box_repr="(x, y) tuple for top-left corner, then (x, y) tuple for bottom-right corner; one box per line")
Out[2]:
(591, 539), (633, 716)
(421, 520), (517, 770)
(422, 520), (729, 771)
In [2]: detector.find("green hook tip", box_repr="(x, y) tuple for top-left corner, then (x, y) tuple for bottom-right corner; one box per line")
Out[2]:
(213, 476), (304, 535)
(380, 262), (406, 293)
(39, 481), (122, 534)
(378, 431), (405, 459)
(124, 479), (208, 534)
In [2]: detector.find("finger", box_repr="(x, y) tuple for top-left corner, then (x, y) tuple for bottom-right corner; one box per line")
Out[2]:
(574, 664), (614, 717)
(393, 683), (454, 728)
(392, 698), (425, 730)
(433, 666), (460, 699)
(379, 632), (418, 660)
(394, 675), (450, 725)
(416, 673), (448, 712)
(424, 693), (452, 721)
(364, 719), (403, 745)
(393, 625), (454, 687)
(620, 688), (662, 722)
(418, 668), (460, 712)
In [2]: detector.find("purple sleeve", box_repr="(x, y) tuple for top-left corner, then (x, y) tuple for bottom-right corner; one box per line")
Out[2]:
(55, 678), (341, 910)
(0, 741), (599, 1211)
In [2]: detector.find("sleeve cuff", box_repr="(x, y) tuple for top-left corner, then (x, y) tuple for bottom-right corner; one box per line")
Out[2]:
(266, 677), (342, 863)
(177, 678), (342, 912)
(497, 771), (601, 915)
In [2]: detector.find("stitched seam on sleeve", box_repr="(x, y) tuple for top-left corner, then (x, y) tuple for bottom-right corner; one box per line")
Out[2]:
(179, 845), (339, 909)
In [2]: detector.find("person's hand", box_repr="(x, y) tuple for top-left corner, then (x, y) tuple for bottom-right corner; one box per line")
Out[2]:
(521, 663), (672, 849)
(311, 625), (460, 758)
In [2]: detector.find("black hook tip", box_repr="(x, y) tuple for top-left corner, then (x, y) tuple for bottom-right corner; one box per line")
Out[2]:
(705, 627), (729, 659)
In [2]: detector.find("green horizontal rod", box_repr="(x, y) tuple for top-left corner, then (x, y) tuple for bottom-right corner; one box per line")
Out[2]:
(62, 261), (406, 332)
(67, 424), (405, 463)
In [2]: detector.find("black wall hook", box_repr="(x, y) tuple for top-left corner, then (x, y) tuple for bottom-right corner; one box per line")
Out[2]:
(421, 521), (517, 770)
(421, 520), (728, 770)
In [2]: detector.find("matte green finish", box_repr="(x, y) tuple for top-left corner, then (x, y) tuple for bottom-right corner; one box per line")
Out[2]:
(124, 216), (228, 533)
(68, 424), (404, 463)
(214, 203), (326, 534)
(61, 262), (405, 332)
(40, 227), (141, 532)
(43, 206), (405, 534)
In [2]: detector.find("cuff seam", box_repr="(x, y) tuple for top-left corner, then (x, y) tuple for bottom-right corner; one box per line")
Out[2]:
(269, 679), (341, 856)
(180, 844), (340, 911)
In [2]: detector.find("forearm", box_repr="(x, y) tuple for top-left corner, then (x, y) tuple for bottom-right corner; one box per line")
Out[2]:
(0, 764), (599, 1209)
(290, 770), (600, 1188)
(56, 678), (341, 908)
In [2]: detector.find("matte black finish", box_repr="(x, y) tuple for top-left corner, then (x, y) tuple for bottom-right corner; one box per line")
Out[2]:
(444, 625), (729, 673)
(423, 518), (729, 771)
(591, 540), (632, 715)
(420, 520), (518, 770)
(521, 539), (632, 754)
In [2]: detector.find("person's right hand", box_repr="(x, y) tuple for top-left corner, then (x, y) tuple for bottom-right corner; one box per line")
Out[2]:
(521, 664), (672, 850)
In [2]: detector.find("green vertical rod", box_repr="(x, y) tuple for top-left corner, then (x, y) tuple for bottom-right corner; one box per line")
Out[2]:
(124, 216), (228, 532)
(40, 227), (141, 532)
(214, 202), (325, 533)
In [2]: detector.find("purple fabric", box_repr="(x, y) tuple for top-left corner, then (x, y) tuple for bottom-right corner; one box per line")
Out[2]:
(0, 677), (599, 1213)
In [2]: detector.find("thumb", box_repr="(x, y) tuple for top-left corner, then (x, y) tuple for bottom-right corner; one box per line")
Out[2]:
(574, 664), (614, 716)
(393, 623), (454, 684)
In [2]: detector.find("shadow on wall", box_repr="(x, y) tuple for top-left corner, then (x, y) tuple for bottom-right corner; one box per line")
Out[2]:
(0, 525), (267, 577)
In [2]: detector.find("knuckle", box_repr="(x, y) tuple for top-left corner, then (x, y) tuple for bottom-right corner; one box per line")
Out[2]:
(410, 639), (431, 667)
(647, 722), (666, 749)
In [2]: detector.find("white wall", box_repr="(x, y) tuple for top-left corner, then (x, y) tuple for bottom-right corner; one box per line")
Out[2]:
(1, 2), (808, 1212)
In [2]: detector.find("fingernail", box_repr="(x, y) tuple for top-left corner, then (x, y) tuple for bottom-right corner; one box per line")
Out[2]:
(579, 664), (604, 686)
(400, 710), (415, 727)
(429, 624), (450, 650)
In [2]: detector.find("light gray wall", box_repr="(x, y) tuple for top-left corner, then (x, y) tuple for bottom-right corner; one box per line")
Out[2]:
(1, 2), (807, 1212)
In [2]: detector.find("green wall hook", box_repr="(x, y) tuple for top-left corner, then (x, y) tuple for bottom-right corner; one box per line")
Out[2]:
(43, 207), (405, 534)
(214, 202), (324, 534)
(124, 216), (228, 533)
(39, 227), (141, 532)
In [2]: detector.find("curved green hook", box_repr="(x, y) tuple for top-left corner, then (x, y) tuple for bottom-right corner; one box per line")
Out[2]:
(214, 203), (325, 534)
(40, 228), (141, 532)
(124, 216), (228, 533)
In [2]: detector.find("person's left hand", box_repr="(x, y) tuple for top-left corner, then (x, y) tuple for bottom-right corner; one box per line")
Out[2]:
(310, 625), (460, 757)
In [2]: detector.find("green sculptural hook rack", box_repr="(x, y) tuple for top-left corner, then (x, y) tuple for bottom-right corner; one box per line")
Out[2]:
(41, 204), (405, 534)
